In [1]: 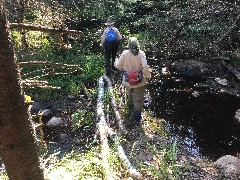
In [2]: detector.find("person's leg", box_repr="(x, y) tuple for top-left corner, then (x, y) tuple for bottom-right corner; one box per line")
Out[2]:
(126, 87), (134, 110)
(111, 42), (119, 71)
(132, 85), (146, 122)
(105, 43), (112, 76)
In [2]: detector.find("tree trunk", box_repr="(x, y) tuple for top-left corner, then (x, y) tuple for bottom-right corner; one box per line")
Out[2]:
(0, 2), (44, 180)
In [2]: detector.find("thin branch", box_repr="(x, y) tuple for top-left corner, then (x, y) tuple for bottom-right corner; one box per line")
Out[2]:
(24, 85), (61, 89)
(22, 79), (61, 89)
(18, 61), (82, 70)
(23, 79), (48, 85)
(27, 70), (78, 80)
(21, 67), (52, 78)
(10, 23), (84, 36)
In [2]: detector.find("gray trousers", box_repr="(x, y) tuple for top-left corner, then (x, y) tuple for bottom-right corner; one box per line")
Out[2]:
(127, 85), (146, 112)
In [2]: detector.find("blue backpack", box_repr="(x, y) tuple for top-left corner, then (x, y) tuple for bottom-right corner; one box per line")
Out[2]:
(105, 28), (117, 42)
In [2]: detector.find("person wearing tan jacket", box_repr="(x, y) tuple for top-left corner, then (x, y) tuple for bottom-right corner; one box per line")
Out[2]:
(114, 37), (151, 122)
(100, 17), (122, 76)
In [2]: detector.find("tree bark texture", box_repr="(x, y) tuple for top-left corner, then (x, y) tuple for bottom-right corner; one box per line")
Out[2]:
(0, 2), (44, 180)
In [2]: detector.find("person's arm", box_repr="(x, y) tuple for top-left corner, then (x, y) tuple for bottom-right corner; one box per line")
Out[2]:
(100, 29), (107, 45)
(140, 51), (151, 79)
(113, 27), (122, 41)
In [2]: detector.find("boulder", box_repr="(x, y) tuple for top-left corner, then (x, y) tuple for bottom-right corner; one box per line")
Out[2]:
(214, 155), (240, 179)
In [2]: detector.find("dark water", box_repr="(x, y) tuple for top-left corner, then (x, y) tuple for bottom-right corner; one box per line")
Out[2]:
(149, 76), (240, 161)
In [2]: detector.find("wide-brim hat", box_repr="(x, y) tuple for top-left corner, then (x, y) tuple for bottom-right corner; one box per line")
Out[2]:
(104, 17), (115, 26)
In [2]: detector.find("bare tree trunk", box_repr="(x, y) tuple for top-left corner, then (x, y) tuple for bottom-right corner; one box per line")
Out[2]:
(0, 2), (44, 180)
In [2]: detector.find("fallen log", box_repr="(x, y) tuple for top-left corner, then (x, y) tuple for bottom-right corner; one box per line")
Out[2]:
(10, 23), (84, 36)
(22, 79), (61, 89)
(18, 61), (82, 70)
(96, 76), (115, 180)
(104, 75), (142, 179)
(10, 23), (84, 50)
(97, 75), (142, 179)
(26, 70), (78, 80)
(103, 75), (128, 135)
(108, 129), (143, 179)
(221, 60), (240, 81)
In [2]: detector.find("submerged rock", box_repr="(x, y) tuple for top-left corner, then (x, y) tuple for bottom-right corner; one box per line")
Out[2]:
(215, 78), (228, 86)
(235, 109), (240, 122)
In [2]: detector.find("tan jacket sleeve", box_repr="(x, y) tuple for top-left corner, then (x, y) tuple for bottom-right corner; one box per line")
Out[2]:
(114, 51), (125, 70)
(140, 52), (151, 79)
(100, 28), (107, 45)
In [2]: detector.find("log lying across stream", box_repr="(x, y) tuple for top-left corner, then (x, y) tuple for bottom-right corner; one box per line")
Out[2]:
(103, 75), (128, 135)
(96, 76), (114, 179)
(96, 75), (142, 179)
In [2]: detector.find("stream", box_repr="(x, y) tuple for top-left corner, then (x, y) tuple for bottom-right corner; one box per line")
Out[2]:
(149, 72), (240, 161)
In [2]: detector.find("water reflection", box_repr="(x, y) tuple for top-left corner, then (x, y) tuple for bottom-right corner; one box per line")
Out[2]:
(149, 76), (240, 161)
